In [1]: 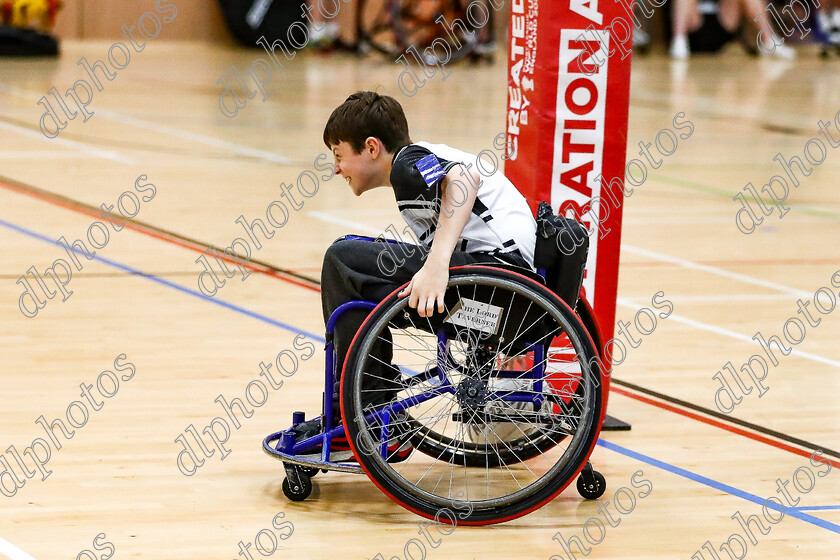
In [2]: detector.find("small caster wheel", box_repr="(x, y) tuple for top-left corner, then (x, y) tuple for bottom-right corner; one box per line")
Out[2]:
(282, 474), (312, 501)
(577, 470), (606, 500)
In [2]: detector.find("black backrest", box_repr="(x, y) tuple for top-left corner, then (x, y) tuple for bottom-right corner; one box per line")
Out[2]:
(533, 201), (590, 308)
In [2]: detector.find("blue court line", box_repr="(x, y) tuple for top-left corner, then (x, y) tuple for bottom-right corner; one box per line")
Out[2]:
(790, 505), (840, 512)
(3, 216), (837, 533)
(0, 217), (324, 343)
(598, 439), (840, 534)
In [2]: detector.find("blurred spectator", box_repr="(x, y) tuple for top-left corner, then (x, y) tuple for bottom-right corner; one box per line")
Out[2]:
(670, 0), (795, 58)
(817, 3), (840, 50)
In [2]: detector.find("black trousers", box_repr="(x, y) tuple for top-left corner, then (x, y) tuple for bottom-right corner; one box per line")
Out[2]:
(321, 238), (506, 419)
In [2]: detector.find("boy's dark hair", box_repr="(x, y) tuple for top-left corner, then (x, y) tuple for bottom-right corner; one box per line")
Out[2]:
(323, 91), (412, 154)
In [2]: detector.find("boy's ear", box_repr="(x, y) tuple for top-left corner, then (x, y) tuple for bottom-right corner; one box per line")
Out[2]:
(364, 136), (384, 159)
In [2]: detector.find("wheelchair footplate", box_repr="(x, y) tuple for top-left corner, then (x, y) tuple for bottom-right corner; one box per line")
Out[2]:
(262, 411), (363, 501)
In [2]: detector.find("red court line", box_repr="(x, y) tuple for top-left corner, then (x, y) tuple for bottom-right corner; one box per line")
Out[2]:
(6, 175), (835, 466)
(0, 177), (320, 293)
(610, 386), (840, 469)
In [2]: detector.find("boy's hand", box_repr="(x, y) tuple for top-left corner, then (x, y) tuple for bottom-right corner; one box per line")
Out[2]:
(399, 261), (449, 317)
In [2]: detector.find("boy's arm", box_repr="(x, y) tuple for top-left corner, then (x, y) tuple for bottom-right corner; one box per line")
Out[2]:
(399, 164), (480, 317)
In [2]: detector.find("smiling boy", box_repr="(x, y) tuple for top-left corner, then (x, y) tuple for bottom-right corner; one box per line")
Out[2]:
(293, 91), (537, 444)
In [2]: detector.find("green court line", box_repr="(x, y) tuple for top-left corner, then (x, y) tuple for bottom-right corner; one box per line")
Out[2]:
(649, 173), (840, 222)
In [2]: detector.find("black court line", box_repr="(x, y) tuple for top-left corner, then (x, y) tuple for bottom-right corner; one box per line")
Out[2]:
(612, 377), (840, 461)
(6, 171), (838, 464)
(0, 173), (321, 290)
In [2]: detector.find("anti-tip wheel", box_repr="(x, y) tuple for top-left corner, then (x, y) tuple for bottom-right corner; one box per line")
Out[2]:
(301, 466), (320, 477)
(282, 474), (313, 502)
(576, 470), (606, 500)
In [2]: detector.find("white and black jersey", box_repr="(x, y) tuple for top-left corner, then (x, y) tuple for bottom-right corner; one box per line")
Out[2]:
(389, 141), (537, 270)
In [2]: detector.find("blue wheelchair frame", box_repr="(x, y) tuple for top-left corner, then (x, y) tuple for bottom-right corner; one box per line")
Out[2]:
(262, 234), (557, 473)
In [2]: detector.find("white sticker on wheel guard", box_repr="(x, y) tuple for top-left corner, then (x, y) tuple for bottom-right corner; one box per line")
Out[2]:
(444, 298), (505, 335)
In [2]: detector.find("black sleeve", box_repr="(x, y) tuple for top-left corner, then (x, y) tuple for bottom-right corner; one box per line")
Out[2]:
(390, 145), (459, 205)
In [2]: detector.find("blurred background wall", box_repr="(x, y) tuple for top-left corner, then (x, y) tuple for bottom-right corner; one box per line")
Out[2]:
(52, 0), (234, 41)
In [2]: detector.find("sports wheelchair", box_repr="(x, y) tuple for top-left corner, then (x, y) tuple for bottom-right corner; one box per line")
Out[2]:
(263, 207), (609, 525)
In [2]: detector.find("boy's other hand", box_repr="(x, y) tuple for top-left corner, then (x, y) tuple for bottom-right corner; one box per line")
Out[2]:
(399, 262), (449, 318)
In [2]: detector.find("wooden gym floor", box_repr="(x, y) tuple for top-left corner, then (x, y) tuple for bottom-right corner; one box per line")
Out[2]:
(1, 41), (839, 559)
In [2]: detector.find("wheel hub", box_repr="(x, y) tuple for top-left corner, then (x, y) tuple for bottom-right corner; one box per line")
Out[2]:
(457, 377), (488, 409)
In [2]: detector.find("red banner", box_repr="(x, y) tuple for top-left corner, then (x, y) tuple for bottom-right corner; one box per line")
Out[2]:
(504, 0), (633, 365)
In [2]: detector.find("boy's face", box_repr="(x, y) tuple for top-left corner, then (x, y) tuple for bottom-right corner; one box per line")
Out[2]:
(331, 139), (388, 196)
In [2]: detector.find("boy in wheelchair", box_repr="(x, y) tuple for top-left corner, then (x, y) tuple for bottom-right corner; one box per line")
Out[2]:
(291, 91), (542, 455)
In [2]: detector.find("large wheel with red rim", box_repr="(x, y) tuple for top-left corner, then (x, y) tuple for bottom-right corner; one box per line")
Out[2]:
(340, 266), (605, 524)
